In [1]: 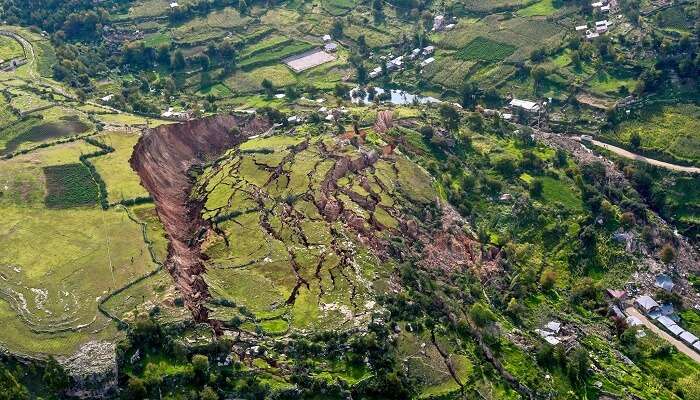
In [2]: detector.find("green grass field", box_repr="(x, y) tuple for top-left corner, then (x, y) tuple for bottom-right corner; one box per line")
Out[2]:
(0, 141), (159, 355)
(605, 103), (700, 165)
(91, 131), (149, 203)
(516, 0), (557, 16)
(0, 35), (24, 61)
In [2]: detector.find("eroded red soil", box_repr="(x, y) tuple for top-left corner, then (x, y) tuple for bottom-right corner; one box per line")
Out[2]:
(130, 114), (270, 326)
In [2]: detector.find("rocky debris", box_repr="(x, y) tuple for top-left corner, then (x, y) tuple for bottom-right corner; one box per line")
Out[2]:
(373, 110), (394, 133)
(61, 341), (117, 399)
(417, 201), (501, 277)
(130, 114), (271, 328)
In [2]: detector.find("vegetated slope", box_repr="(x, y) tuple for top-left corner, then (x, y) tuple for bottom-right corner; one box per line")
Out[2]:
(130, 114), (271, 327)
(192, 128), (501, 333)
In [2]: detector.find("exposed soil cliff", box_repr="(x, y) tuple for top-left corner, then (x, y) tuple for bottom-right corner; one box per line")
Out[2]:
(130, 114), (270, 326)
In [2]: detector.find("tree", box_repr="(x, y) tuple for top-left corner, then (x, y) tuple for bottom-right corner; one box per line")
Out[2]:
(660, 243), (676, 264)
(529, 179), (543, 198)
(531, 66), (547, 90)
(198, 54), (210, 71)
(238, 0), (248, 15)
(566, 347), (589, 386)
(201, 386), (220, 400)
(43, 356), (70, 393)
(171, 50), (186, 71)
(331, 19), (343, 38)
(192, 354), (210, 383)
(356, 63), (368, 85)
(438, 103), (460, 131)
(630, 132), (641, 149)
(540, 269), (556, 291)
(0, 365), (29, 400)
(334, 83), (350, 99)
(127, 377), (147, 400)
(261, 79), (274, 98)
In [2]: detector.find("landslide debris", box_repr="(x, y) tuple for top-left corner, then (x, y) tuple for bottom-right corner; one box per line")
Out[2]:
(129, 114), (270, 326)
(193, 130), (501, 331)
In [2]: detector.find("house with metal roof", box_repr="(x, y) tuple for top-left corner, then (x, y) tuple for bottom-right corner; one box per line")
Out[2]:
(634, 295), (660, 314)
(667, 324), (685, 336)
(654, 274), (675, 292)
(679, 331), (699, 346)
(509, 99), (540, 113)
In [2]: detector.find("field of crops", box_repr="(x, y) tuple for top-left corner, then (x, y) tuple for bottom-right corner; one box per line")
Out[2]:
(456, 37), (517, 62)
(439, 16), (563, 62)
(43, 163), (99, 208)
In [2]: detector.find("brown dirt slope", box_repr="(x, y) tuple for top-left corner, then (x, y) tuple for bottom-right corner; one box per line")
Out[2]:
(130, 114), (270, 325)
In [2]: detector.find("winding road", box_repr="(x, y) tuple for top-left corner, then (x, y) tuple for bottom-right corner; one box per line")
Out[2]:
(579, 137), (700, 174)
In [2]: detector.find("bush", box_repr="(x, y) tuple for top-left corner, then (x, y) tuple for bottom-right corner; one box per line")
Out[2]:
(660, 243), (676, 263)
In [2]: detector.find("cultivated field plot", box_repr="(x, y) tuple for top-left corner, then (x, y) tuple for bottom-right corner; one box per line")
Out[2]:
(284, 49), (337, 72)
(439, 15), (565, 62)
(0, 142), (159, 355)
(0, 35), (24, 62)
(456, 36), (517, 62)
(0, 110), (92, 156)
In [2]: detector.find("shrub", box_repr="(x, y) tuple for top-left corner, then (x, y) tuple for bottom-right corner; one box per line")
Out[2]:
(660, 243), (676, 263)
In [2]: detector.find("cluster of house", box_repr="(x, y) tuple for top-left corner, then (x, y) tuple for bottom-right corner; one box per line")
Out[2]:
(634, 294), (700, 352)
(161, 107), (191, 120)
(576, 19), (613, 40)
(535, 320), (568, 346)
(432, 15), (456, 32)
(369, 46), (435, 78)
(591, 0), (612, 13)
(322, 35), (338, 53)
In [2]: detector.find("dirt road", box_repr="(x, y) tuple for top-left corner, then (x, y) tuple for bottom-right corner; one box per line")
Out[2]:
(625, 307), (700, 363)
(583, 138), (700, 174)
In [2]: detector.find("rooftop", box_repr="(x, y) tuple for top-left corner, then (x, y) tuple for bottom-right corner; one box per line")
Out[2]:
(634, 295), (660, 312)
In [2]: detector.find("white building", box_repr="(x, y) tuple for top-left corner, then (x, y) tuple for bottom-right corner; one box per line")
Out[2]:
(323, 34), (332, 42)
(432, 15), (445, 31)
(423, 45), (435, 55)
(420, 57), (435, 67)
(510, 99), (541, 113)
(679, 331), (699, 346)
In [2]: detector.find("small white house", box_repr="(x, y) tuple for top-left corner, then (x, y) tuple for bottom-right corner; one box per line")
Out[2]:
(169, 2), (179, 8)
(323, 34), (332, 42)
(601, 4), (610, 11)
(324, 42), (338, 52)
(420, 57), (435, 67)
(423, 45), (435, 55)
(510, 99), (540, 113)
